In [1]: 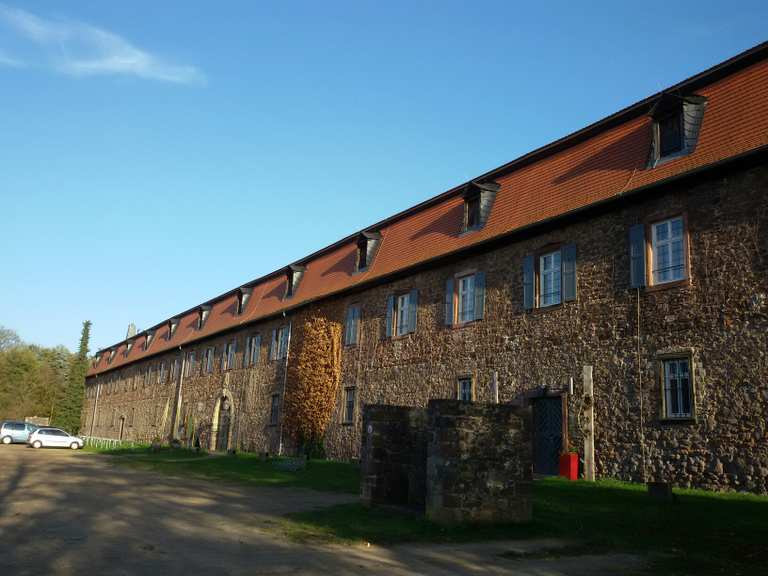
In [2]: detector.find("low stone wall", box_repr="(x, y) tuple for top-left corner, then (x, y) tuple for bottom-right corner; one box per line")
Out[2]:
(426, 400), (532, 524)
(360, 400), (533, 524)
(360, 404), (427, 510)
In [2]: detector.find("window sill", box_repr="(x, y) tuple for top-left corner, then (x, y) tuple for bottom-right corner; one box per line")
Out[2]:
(660, 416), (697, 425)
(649, 148), (691, 169)
(646, 277), (691, 293)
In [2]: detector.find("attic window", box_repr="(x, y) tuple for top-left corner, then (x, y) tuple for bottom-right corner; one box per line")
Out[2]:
(108, 349), (116, 364)
(356, 231), (381, 272)
(197, 305), (212, 330)
(285, 265), (305, 299)
(462, 181), (499, 232)
(237, 287), (252, 315)
(167, 318), (179, 340)
(648, 94), (707, 167)
(143, 330), (155, 351)
(94, 353), (102, 366)
(125, 340), (135, 357)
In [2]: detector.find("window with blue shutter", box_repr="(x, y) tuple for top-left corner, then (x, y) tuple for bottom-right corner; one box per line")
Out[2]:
(629, 224), (647, 288)
(522, 255), (534, 310)
(407, 289), (418, 334)
(444, 278), (454, 327)
(562, 243), (577, 302)
(385, 295), (395, 338)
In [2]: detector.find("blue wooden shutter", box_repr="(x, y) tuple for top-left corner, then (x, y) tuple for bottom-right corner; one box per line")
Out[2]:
(344, 307), (354, 345)
(522, 255), (534, 310)
(474, 272), (486, 320)
(444, 278), (454, 327)
(385, 295), (394, 338)
(629, 224), (647, 288)
(270, 329), (277, 360)
(408, 289), (419, 333)
(562, 243), (577, 302)
(281, 325), (290, 358)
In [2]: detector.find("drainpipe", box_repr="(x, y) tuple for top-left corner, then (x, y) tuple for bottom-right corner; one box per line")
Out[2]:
(171, 346), (186, 441)
(277, 316), (293, 456)
(89, 375), (101, 437)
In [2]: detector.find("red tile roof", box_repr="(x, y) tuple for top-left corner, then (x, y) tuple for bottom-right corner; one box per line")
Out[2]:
(89, 42), (768, 377)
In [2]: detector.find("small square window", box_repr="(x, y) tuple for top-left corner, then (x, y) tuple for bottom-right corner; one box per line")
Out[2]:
(343, 387), (356, 423)
(458, 377), (473, 402)
(662, 358), (693, 419)
(270, 394), (280, 426)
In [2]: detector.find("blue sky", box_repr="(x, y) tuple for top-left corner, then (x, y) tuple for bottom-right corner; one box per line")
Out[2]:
(1, 1), (765, 353)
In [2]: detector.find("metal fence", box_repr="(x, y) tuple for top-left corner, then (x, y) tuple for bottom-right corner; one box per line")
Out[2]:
(82, 436), (142, 450)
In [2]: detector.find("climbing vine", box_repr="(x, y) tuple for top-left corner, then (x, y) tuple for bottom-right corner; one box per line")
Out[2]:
(283, 315), (342, 454)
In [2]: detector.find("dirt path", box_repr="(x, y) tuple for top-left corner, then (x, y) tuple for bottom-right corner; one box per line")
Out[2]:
(0, 446), (645, 575)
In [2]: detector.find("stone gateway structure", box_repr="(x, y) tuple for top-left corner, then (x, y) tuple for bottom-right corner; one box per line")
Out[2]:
(83, 44), (768, 494)
(361, 401), (534, 524)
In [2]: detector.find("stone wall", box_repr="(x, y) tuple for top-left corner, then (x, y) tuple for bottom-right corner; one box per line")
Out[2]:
(83, 163), (768, 493)
(360, 404), (427, 510)
(360, 401), (533, 524)
(426, 400), (533, 524)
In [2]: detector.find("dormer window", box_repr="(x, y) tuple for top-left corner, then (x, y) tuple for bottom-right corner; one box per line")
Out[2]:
(94, 353), (102, 366)
(143, 330), (155, 351)
(285, 265), (306, 299)
(462, 181), (499, 232)
(356, 231), (381, 272)
(108, 349), (116, 364)
(237, 287), (252, 315)
(167, 318), (179, 340)
(125, 340), (135, 357)
(197, 305), (212, 330)
(649, 94), (707, 166)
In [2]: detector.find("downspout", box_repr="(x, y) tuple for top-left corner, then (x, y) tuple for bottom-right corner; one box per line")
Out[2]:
(277, 316), (293, 456)
(89, 375), (100, 437)
(172, 346), (186, 441)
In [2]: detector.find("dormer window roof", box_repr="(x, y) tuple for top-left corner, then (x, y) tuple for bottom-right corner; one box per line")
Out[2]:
(125, 339), (135, 357)
(108, 349), (116, 364)
(462, 181), (500, 232)
(143, 330), (155, 351)
(94, 353), (102, 366)
(237, 287), (253, 315)
(167, 318), (179, 340)
(285, 265), (306, 299)
(197, 305), (212, 330)
(356, 231), (381, 272)
(648, 93), (707, 167)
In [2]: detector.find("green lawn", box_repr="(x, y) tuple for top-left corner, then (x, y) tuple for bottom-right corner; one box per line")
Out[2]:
(279, 477), (768, 576)
(100, 448), (359, 493)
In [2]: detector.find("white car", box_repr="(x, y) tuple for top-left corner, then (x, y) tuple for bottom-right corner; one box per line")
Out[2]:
(28, 428), (84, 450)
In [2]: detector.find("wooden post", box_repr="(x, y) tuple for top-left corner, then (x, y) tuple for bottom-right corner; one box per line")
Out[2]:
(583, 365), (595, 481)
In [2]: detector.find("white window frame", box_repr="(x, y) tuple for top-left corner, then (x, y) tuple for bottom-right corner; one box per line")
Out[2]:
(224, 340), (236, 371)
(651, 216), (686, 285)
(457, 274), (476, 324)
(205, 347), (215, 373)
(185, 351), (195, 377)
(662, 357), (693, 419)
(539, 250), (562, 307)
(395, 294), (410, 337)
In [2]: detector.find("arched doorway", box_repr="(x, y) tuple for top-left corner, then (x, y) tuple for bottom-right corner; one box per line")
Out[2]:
(215, 396), (232, 452)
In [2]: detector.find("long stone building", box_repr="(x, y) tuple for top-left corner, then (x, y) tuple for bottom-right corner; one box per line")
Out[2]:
(84, 43), (768, 493)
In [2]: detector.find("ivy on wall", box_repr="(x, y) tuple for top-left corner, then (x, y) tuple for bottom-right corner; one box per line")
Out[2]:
(284, 315), (342, 453)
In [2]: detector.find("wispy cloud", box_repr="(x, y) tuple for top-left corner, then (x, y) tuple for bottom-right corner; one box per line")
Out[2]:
(0, 49), (24, 67)
(0, 4), (204, 84)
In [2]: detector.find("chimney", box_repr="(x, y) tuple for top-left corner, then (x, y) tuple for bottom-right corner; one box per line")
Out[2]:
(126, 323), (137, 339)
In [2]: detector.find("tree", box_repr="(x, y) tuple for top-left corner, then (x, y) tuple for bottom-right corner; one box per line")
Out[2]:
(0, 326), (22, 352)
(53, 321), (91, 434)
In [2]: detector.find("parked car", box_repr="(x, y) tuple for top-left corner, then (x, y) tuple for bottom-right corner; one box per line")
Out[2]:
(27, 428), (84, 450)
(0, 421), (39, 444)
